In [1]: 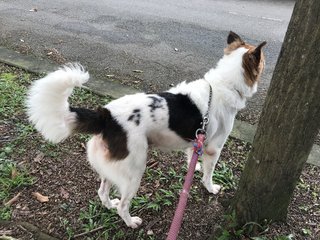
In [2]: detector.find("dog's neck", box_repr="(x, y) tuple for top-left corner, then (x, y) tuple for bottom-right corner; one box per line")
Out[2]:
(204, 48), (258, 109)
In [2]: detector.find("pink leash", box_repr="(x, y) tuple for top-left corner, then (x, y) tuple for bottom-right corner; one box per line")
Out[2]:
(166, 133), (206, 240)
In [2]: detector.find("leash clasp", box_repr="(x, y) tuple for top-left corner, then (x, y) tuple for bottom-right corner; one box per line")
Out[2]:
(201, 116), (209, 130)
(195, 115), (209, 139)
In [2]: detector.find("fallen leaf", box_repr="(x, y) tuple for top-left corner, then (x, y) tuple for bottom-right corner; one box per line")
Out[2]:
(11, 168), (18, 179)
(133, 70), (143, 73)
(5, 192), (21, 206)
(80, 143), (86, 150)
(34, 152), (45, 163)
(154, 180), (160, 188)
(32, 192), (49, 203)
(60, 187), (69, 199)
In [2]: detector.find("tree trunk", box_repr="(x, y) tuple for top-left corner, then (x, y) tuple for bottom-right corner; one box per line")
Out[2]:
(233, 0), (320, 226)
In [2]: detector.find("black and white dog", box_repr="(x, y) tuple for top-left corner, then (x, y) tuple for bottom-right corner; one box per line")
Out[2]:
(27, 32), (266, 228)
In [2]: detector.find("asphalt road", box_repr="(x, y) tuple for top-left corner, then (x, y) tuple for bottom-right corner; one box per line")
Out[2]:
(0, 0), (294, 123)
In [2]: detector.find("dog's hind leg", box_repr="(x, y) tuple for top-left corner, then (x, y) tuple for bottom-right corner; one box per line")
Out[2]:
(115, 163), (146, 228)
(117, 183), (143, 228)
(202, 146), (222, 194)
(113, 141), (147, 228)
(98, 178), (120, 209)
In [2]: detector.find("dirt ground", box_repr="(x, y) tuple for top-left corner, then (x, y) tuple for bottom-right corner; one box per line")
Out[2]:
(0, 63), (319, 240)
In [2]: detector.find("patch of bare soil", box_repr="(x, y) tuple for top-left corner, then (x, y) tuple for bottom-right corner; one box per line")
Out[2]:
(1, 121), (319, 239)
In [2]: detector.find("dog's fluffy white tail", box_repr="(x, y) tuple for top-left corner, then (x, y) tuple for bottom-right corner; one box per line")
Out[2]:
(26, 63), (89, 143)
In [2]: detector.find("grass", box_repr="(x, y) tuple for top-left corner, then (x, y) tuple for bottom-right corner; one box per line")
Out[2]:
(217, 211), (296, 240)
(0, 71), (35, 220)
(0, 66), (111, 223)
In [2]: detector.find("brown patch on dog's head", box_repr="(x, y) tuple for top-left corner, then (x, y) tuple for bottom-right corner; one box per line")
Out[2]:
(242, 41), (267, 87)
(225, 31), (267, 87)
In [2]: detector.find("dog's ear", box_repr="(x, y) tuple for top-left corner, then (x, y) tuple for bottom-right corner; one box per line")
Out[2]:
(227, 31), (244, 45)
(252, 41), (267, 62)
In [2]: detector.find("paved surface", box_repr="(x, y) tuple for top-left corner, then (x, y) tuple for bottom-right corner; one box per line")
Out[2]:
(1, 46), (319, 167)
(0, 0), (294, 123)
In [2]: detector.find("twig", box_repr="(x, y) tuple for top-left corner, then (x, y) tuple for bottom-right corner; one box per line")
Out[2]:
(4, 192), (21, 206)
(149, 161), (159, 169)
(72, 226), (105, 238)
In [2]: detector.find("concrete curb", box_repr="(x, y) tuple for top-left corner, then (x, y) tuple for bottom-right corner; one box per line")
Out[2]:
(0, 46), (318, 167)
(0, 47), (137, 99)
(231, 121), (320, 166)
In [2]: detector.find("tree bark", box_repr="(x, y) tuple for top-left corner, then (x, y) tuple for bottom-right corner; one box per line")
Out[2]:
(233, 0), (320, 225)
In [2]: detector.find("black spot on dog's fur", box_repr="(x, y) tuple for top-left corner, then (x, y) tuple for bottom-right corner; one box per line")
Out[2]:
(128, 114), (135, 121)
(127, 109), (141, 126)
(148, 96), (164, 121)
(148, 96), (163, 112)
(158, 92), (202, 141)
(70, 106), (129, 160)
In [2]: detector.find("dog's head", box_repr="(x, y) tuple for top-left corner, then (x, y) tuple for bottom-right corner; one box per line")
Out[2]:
(224, 31), (266, 88)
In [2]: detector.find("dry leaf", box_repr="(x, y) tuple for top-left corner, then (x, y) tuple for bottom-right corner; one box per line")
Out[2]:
(60, 187), (69, 199)
(11, 168), (18, 179)
(80, 143), (86, 150)
(32, 192), (49, 203)
(34, 152), (45, 163)
(5, 192), (21, 206)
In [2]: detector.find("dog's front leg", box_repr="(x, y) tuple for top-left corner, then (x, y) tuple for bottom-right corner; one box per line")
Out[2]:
(116, 177), (143, 229)
(185, 147), (202, 171)
(202, 146), (222, 194)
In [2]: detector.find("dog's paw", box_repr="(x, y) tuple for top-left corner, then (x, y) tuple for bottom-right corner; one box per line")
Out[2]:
(204, 182), (221, 194)
(127, 216), (143, 229)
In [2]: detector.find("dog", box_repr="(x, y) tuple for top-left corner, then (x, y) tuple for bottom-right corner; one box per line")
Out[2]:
(26, 31), (266, 228)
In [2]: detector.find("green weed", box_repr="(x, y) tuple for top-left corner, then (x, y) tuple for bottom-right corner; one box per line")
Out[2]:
(59, 217), (75, 240)
(213, 162), (237, 190)
(0, 72), (32, 119)
(0, 157), (33, 220)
